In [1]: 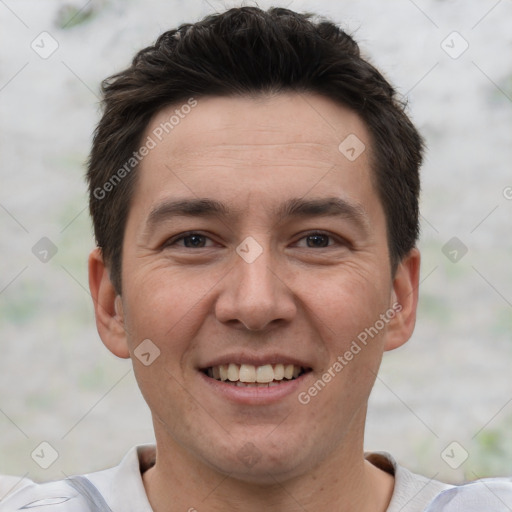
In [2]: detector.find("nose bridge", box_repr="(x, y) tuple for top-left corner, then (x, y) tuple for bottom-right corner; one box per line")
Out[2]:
(215, 236), (295, 330)
(238, 239), (276, 294)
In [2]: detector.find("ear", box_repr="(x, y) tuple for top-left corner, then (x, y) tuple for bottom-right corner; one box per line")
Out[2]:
(383, 248), (421, 352)
(88, 247), (130, 359)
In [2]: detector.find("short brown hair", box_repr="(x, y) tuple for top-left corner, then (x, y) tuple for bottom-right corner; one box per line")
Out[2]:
(87, 6), (423, 293)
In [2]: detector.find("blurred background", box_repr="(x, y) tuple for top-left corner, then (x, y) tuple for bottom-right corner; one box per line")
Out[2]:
(1, 0), (511, 489)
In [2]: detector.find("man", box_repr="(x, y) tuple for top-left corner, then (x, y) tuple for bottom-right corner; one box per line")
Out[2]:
(1, 6), (511, 511)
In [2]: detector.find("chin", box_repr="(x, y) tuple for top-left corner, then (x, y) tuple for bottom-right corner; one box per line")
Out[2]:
(199, 430), (315, 484)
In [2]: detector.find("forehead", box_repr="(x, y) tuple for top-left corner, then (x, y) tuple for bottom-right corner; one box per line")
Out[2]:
(131, 93), (381, 225)
(148, 93), (368, 164)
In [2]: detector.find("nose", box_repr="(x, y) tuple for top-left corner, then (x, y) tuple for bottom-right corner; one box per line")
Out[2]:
(214, 243), (297, 331)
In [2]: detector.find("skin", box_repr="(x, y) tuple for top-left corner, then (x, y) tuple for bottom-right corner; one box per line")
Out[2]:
(89, 92), (420, 511)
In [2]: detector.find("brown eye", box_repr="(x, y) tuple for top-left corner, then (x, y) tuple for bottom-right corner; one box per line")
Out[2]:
(306, 234), (330, 247)
(163, 232), (214, 249)
(295, 232), (338, 248)
(181, 234), (207, 248)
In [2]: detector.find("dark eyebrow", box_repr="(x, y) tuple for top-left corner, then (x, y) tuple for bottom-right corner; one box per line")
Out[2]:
(274, 197), (370, 231)
(145, 198), (230, 231)
(146, 198), (229, 223)
(144, 196), (369, 232)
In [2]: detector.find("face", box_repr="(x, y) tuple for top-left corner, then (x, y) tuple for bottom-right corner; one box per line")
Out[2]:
(90, 93), (419, 483)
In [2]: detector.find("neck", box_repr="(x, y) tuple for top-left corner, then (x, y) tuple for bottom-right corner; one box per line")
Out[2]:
(142, 432), (394, 512)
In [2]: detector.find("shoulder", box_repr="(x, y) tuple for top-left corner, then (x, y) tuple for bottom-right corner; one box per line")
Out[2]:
(0, 478), (91, 511)
(0, 445), (154, 512)
(366, 451), (453, 511)
(366, 451), (512, 511)
(424, 477), (512, 511)
(0, 475), (32, 500)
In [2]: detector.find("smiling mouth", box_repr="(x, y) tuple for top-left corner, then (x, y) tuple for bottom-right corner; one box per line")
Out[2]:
(202, 363), (311, 387)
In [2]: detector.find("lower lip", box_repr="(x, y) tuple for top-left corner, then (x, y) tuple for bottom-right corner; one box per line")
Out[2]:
(199, 371), (310, 405)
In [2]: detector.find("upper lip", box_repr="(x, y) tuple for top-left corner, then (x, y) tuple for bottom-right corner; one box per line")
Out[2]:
(199, 353), (312, 370)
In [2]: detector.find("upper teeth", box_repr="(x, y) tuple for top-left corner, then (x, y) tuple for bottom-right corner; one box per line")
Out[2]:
(208, 363), (302, 383)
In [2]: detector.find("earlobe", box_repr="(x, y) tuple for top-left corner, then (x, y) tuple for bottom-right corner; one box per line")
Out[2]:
(88, 248), (130, 359)
(384, 248), (421, 352)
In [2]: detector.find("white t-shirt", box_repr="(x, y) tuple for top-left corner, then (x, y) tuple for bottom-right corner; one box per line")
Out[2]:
(1, 446), (511, 511)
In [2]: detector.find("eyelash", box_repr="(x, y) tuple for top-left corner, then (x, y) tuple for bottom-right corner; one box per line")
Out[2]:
(163, 231), (346, 249)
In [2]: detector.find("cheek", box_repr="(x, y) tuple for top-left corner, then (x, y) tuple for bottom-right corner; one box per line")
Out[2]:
(296, 276), (386, 437)
(122, 264), (220, 341)
(298, 266), (390, 346)
(120, 267), (213, 419)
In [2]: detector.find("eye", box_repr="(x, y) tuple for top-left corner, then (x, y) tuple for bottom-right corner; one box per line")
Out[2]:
(295, 231), (341, 248)
(163, 232), (215, 249)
